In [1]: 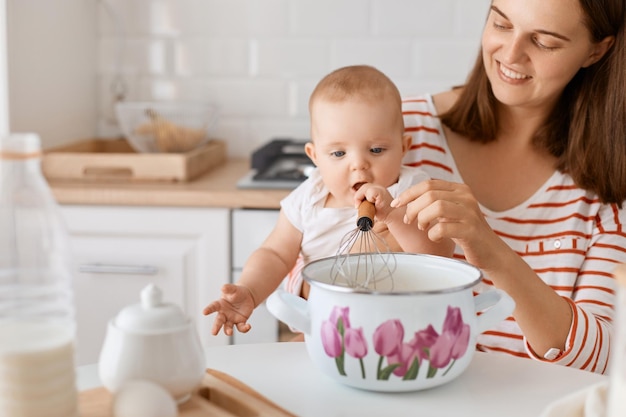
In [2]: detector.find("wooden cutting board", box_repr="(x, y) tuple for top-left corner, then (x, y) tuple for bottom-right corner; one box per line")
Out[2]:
(79, 369), (297, 417)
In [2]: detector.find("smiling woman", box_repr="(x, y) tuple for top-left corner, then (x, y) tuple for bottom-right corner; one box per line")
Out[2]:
(482, 2), (609, 108)
(394, 0), (626, 374)
(438, 0), (625, 204)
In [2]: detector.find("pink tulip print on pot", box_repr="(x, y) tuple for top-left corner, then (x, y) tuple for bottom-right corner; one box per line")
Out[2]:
(267, 254), (515, 392)
(321, 305), (470, 382)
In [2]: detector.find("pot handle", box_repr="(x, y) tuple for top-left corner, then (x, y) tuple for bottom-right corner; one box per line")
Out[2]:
(266, 289), (311, 335)
(474, 289), (515, 334)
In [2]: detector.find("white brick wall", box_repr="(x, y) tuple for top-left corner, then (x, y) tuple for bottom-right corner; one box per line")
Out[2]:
(98, 0), (491, 157)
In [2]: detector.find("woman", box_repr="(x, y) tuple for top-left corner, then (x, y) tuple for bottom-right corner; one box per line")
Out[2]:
(392, 0), (626, 374)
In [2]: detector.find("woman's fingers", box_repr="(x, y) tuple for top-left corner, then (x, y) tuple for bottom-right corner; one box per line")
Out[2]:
(391, 179), (510, 270)
(407, 189), (464, 226)
(391, 179), (454, 208)
(392, 180), (476, 225)
(393, 180), (489, 249)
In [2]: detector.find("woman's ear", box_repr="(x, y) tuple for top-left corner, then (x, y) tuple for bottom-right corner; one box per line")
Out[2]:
(305, 141), (317, 165)
(401, 134), (412, 154)
(582, 35), (615, 68)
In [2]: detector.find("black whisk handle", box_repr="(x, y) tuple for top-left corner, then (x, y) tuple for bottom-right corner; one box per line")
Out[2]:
(357, 200), (375, 231)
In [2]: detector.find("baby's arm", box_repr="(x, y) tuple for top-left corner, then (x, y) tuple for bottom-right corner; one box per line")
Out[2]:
(203, 210), (302, 336)
(355, 184), (454, 257)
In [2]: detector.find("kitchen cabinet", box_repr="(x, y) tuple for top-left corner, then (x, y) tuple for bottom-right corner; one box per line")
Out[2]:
(61, 205), (230, 366)
(231, 209), (280, 344)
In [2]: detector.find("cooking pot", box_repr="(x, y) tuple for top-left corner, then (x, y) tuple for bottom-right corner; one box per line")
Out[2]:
(98, 284), (205, 403)
(267, 253), (515, 392)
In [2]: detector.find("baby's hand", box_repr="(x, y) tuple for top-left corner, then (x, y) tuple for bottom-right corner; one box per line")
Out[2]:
(354, 184), (395, 221)
(202, 284), (255, 336)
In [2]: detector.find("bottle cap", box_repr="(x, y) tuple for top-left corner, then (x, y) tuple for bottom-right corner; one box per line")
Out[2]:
(0, 133), (42, 153)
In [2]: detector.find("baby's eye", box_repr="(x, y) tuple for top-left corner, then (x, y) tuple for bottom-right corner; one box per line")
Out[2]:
(331, 150), (345, 158)
(370, 147), (384, 154)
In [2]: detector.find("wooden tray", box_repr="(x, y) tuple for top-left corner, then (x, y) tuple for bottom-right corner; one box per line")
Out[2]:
(79, 369), (296, 417)
(42, 138), (226, 183)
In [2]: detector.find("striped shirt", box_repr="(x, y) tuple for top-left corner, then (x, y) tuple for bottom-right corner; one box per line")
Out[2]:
(402, 94), (626, 374)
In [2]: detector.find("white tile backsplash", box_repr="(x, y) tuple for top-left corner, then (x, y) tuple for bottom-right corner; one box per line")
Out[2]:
(174, 39), (250, 76)
(371, 0), (455, 37)
(196, 78), (291, 117)
(454, 0), (492, 37)
(411, 40), (481, 78)
(290, 0), (370, 37)
(256, 39), (329, 77)
(330, 39), (412, 78)
(97, 0), (491, 157)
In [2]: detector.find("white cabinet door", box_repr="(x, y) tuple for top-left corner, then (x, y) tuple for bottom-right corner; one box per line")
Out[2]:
(61, 206), (230, 366)
(231, 209), (280, 344)
(232, 209), (281, 269)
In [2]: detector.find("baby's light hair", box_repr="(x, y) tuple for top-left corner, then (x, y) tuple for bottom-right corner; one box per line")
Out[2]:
(309, 65), (402, 111)
(308, 65), (405, 136)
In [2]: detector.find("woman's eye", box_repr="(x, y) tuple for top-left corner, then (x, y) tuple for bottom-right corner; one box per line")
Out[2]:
(331, 150), (345, 157)
(492, 20), (510, 30)
(370, 147), (383, 154)
(533, 37), (558, 50)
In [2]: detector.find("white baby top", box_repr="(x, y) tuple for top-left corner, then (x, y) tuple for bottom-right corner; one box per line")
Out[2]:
(280, 165), (430, 296)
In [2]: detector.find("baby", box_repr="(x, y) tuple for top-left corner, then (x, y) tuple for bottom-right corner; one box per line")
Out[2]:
(203, 65), (454, 337)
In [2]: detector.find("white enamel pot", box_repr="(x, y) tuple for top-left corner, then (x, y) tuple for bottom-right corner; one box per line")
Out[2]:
(267, 253), (515, 392)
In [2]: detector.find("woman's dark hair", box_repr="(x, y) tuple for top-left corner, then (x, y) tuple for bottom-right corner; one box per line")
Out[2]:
(440, 0), (625, 204)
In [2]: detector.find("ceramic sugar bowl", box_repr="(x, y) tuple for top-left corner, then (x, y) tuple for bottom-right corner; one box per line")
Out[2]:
(98, 284), (205, 403)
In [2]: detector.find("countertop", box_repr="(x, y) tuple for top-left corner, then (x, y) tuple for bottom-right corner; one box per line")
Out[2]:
(48, 159), (290, 209)
(78, 342), (607, 417)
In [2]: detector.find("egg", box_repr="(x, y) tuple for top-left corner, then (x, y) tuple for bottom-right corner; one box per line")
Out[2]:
(112, 379), (178, 417)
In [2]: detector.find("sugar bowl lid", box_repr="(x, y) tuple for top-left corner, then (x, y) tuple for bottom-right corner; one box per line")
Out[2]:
(113, 284), (189, 333)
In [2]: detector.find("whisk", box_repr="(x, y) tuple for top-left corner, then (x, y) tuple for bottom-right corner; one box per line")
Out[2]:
(330, 200), (397, 290)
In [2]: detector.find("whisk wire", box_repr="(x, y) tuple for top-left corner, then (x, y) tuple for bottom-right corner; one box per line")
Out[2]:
(330, 201), (397, 290)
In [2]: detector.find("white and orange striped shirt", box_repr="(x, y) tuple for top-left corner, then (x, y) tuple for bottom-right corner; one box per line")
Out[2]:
(402, 94), (626, 374)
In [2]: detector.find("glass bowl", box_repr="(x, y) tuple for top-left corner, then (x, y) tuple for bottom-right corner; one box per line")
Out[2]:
(115, 101), (218, 153)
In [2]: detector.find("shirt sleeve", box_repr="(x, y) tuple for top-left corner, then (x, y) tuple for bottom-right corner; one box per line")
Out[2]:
(280, 172), (318, 233)
(389, 166), (431, 197)
(525, 202), (626, 374)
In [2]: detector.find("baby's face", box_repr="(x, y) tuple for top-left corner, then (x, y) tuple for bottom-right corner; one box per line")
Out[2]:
(306, 96), (409, 208)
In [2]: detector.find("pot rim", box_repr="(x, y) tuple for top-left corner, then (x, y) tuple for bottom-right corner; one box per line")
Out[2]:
(303, 253), (482, 295)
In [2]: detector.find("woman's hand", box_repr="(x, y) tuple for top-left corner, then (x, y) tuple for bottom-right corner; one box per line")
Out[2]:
(391, 179), (509, 272)
(392, 179), (576, 356)
(202, 283), (256, 336)
(356, 181), (455, 257)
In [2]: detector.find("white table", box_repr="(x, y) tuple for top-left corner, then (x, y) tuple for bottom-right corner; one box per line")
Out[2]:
(79, 342), (606, 417)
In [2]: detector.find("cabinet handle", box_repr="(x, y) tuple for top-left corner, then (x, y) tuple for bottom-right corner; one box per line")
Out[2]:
(78, 263), (159, 275)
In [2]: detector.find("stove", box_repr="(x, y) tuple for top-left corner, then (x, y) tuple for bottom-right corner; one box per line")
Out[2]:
(237, 139), (315, 189)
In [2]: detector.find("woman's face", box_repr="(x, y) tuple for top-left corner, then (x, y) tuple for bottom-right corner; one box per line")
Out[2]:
(482, 0), (607, 112)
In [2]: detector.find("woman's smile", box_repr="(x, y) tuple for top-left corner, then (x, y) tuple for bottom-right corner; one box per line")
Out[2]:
(498, 62), (531, 82)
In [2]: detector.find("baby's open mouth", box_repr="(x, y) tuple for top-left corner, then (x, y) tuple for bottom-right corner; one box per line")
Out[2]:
(352, 182), (365, 191)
